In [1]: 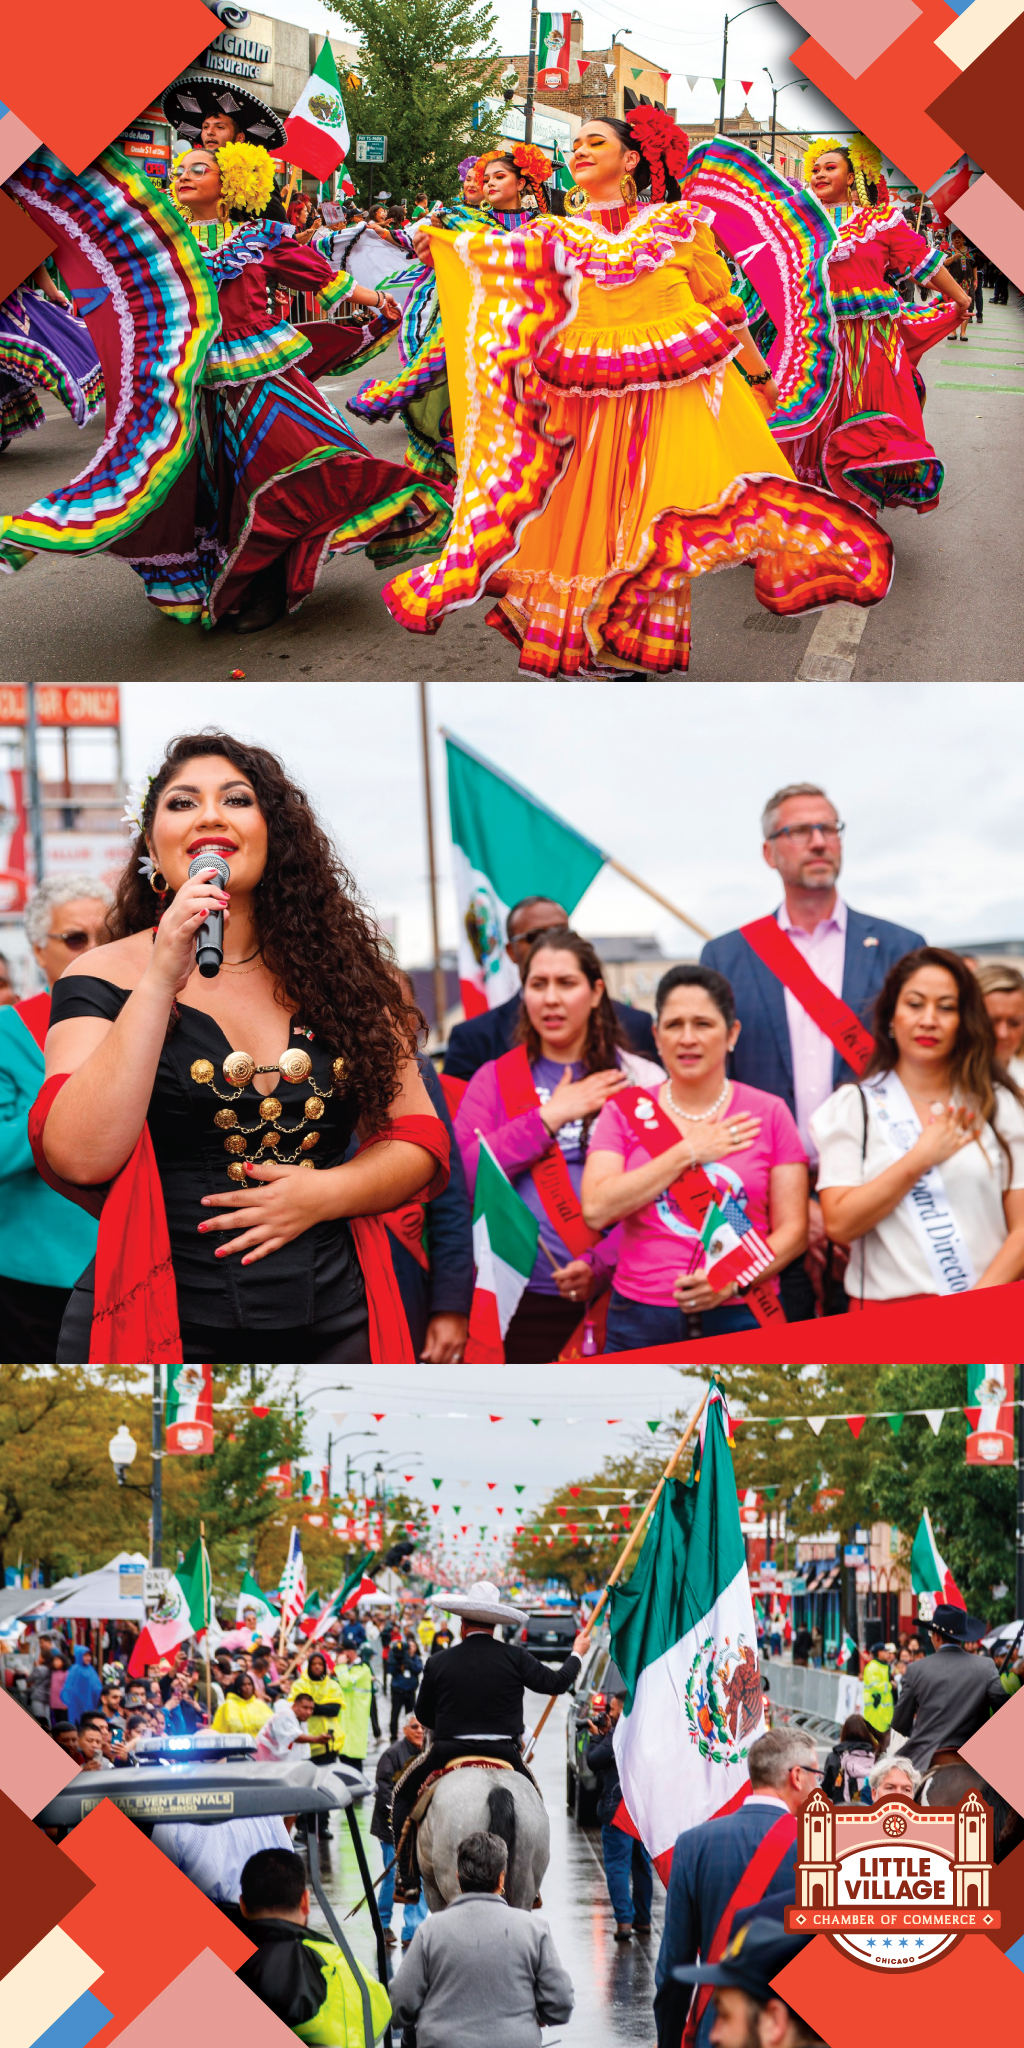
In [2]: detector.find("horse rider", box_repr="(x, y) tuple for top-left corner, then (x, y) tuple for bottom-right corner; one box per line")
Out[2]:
(889, 1602), (1008, 1771)
(391, 1580), (592, 1900)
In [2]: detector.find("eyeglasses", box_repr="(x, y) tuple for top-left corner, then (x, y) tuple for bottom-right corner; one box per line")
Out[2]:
(52, 930), (97, 952)
(766, 822), (845, 845)
(795, 1762), (825, 1778)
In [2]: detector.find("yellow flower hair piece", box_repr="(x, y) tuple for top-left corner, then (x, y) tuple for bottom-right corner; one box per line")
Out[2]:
(214, 137), (276, 217)
(804, 132), (883, 206)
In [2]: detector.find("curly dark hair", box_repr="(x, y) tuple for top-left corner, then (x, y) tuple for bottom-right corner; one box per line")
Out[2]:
(513, 928), (627, 1151)
(112, 730), (420, 1131)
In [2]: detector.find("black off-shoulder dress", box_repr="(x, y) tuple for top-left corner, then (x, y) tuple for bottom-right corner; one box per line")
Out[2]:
(50, 977), (371, 1364)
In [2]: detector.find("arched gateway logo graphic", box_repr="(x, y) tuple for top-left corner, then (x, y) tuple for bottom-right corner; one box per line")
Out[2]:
(785, 1790), (1000, 1969)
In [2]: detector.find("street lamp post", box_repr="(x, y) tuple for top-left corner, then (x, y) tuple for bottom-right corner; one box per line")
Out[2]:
(24, 681), (45, 888)
(717, 3), (776, 137)
(762, 69), (808, 172)
(524, 0), (539, 143)
(108, 1367), (163, 1569)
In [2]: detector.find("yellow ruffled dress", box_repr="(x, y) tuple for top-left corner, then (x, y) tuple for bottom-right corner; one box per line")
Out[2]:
(384, 202), (893, 675)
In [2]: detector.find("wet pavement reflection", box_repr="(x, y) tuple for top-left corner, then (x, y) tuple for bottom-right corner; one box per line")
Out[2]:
(301, 1688), (660, 2046)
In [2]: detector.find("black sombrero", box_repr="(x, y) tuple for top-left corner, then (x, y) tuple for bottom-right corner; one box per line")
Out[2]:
(161, 73), (286, 153)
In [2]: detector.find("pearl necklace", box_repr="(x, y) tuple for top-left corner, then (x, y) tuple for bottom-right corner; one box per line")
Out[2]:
(665, 1077), (729, 1122)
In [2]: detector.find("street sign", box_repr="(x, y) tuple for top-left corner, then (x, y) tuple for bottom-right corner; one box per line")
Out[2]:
(145, 1569), (172, 1602)
(356, 134), (387, 163)
(119, 1563), (146, 1597)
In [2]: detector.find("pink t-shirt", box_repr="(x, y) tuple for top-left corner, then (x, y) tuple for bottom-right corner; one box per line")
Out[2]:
(589, 1080), (807, 1307)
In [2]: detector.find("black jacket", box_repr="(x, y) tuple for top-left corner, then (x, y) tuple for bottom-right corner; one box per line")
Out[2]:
(388, 1644), (423, 1695)
(415, 1633), (580, 1741)
(372, 1731), (421, 1840)
(444, 990), (657, 1082)
(585, 1726), (623, 1824)
(236, 1917), (331, 2027)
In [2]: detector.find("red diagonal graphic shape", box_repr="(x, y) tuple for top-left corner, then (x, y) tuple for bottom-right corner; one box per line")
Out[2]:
(605, 1277), (1024, 1361)
(0, 1684), (85, 1813)
(772, 1926), (1020, 2042)
(57, 1800), (253, 2047)
(0, 187), (55, 303)
(927, 11), (1024, 211)
(794, 0), (963, 188)
(0, 1785), (94, 1977)
(2, 0), (214, 176)
(107, 1945), (299, 2046)
(960, 1682), (1024, 1817)
(981, 1838), (1024, 1954)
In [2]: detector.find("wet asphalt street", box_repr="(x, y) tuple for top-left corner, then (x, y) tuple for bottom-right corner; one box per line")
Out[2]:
(305, 1687), (662, 2047)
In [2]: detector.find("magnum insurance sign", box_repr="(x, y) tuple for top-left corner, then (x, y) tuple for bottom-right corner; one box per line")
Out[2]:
(786, 1790), (1000, 1970)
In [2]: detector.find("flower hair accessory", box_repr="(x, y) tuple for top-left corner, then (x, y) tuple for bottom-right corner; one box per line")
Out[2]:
(122, 771), (155, 836)
(510, 142), (553, 185)
(626, 107), (689, 200)
(804, 132), (885, 206)
(171, 137), (276, 220)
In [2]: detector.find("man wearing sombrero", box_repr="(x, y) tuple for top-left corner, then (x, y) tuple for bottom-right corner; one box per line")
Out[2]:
(162, 74), (289, 221)
(390, 1581), (591, 1901)
(889, 1602), (1008, 1770)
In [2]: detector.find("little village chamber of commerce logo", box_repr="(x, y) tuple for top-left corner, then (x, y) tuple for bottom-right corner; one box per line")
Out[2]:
(786, 1790), (1000, 1969)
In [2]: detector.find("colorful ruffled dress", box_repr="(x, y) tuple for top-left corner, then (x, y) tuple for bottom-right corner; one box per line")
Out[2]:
(384, 200), (894, 676)
(348, 203), (535, 483)
(0, 284), (103, 441)
(0, 149), (450, 625)
(788, 204), (960, 514)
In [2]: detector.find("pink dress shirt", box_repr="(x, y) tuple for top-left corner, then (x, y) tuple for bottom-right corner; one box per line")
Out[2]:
(777, 895), (847, 1162)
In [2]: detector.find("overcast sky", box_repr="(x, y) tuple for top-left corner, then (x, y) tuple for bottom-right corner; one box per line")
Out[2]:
(264, 0), (897, 175)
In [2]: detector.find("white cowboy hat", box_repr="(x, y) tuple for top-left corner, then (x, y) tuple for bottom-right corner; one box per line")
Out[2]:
(430, 1580), (524, 1628)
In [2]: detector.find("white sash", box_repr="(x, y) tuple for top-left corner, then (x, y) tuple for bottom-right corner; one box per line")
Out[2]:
(863, 1071), (975, 1293)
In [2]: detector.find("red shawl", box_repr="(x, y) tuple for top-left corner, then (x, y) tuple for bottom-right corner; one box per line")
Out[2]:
(29, 1079), (449, 1365)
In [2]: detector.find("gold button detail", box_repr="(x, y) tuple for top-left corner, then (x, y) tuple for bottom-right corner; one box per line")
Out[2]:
(303, 1096), (325, 1121)
(279, 1048), (312, 1083)
(214, 1108), (238, 1130)
(191, 1059), (215, 1085)
(260, 1129), (281, 1150)
(300, 1130), (320, 1151)
(227, 1160), (247, 1182)
(223, 1050), (255, 1087)
(259, 1096), (282, 1122)
(298, 1159), (316, 1170)
(224, 1134), (247, 1155)
(332, 1056), (346, 1083)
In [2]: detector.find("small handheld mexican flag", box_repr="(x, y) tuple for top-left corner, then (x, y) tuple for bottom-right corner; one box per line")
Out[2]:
(911, 1506), (965, 1614)
(609, 1384), (766, 1880)
(699, 1194), (774, 1292)
(236, 1570), (279, 1643)
(837, 1629), (858, 1669)
(128, 1535), (210, 1674)
(275, 38), (351, 181)
(465, 1139), (540, 1364)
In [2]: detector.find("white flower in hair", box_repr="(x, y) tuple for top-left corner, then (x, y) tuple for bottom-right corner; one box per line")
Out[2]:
(138, 855), (157, 879)
(121, 771), (155, 836)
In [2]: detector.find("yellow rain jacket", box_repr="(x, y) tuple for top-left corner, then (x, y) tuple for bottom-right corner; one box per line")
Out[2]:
(291, 1669), (345, 1759)
(862, 1656), (894, 1733)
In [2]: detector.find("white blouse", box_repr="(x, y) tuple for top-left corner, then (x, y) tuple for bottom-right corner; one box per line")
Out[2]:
(811, 1080), (1024, 1299)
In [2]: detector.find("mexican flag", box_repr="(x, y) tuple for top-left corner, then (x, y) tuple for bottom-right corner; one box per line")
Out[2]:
(699, 1194), (774, 1292)
(308, 1555), (379, 1641)
(279, 1525), (307, 1636)
(837, 1630), (858, 1669)
(445, 730), (605, 1021)
(911, 1506), (965, 1613)
(274, 38), (351, 181)
(128, 1536), (210, 1675)
(465, 1138), (540, 1364)
(537, 10), (573, 88)
(965, 1362), (1015, 1465)
(609, 1386), (765, 1879)
(236, 1571), (279, 1643)
(165, 1361), (214, 1455)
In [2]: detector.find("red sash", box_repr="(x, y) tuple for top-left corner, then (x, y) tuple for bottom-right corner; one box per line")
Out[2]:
(15, 989), (51, 1051)
(682, 1811), (797, 2047)
(615, 1085), (784, 1327)
(494, 1045), (600, 1259)
(740, 914), (875, 1075)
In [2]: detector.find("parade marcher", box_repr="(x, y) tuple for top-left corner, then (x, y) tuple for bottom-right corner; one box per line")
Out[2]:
(821, 1714), (879, 1803)
(212, 1671), (273, 1737)
(337, 1644), (373, 1768)
(670, 1919), (822, 2048)
(384, 111), (894, 675)
(372, 1713), (429, 1950)
(946, 231), (977, 341)
(790, 135), (969, 513)
(391, 1582), (591, 1902)
(443, 895), (657, 1094)
(654, 1729), (818, 2048)
(889, 1602), (1007, 1770)
(815, 948), (1024, 1302)
(583, 963), (808, 1353)
(0, 875), (112, 1361)
(32, 733), (450, 1367)
(976, 961), (1024, 1088)
(0, 262), (103, 450)
(237, 1847), (392, 2043)
(860, 1644), (897, 1737)
(585, 1691), (654, 1939)
(701, 782), (924, 1319)
(456, 930), (666, 1362)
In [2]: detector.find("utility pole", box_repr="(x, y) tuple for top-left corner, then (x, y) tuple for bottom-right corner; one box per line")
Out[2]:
(151, 1364), (163, 1571)
(718, 14), (729, 135)
(24, 682), (45, 888)
(524, 0), (539, 142)
(417, 681), (447, 1043)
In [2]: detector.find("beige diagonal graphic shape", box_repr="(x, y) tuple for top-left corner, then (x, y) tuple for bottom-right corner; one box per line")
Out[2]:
(2, 1924), (103, 2048)
(936, 0), (1024, 67)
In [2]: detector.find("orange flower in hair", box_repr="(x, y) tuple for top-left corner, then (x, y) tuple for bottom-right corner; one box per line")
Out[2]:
(511, 142), (553, 184)
(626, 106), (689, 200)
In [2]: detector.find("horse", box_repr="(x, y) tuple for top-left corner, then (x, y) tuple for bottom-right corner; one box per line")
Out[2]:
(415, 1766), (550, 1911)
(917, 1759), (1024, 1862)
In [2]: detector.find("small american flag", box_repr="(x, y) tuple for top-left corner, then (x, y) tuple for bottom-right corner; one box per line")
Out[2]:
(279, 1526), (306, 1637)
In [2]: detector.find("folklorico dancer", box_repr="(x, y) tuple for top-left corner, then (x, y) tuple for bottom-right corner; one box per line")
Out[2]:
(383, 109), (894, 677)
(789, 135), (970, 514)
(0, 186), (103, 452)
(349, 143), (555, 486)
(0, 143), (451, 631)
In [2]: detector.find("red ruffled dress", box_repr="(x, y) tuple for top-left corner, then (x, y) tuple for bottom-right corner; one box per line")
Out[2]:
(789, 206), (959, 514)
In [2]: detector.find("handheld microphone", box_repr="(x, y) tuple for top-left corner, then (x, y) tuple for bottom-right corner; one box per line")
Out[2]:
(188, 851), (231, 977)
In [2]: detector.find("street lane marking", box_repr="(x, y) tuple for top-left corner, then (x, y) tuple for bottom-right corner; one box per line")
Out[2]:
(794, 601), (868, 682)
(934, 382), (1024, 393)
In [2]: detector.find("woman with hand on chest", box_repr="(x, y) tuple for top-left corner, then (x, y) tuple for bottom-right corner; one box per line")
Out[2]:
(33, 731), (448, 1365)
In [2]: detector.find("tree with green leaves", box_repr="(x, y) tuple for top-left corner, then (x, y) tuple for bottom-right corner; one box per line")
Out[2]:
(871, 1362), (1015, 1625)
(326, 0), (507, 202)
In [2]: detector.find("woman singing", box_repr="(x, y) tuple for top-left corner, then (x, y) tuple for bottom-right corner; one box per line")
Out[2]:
(582, 964), (808, 1353)
(32, 732), (448, 1366)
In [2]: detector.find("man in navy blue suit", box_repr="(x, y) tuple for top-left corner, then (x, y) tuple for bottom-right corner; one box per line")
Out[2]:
(443, 894), (658, 1084)
(654, 1727), (820, 2048)
(700, 783), (924, 1319)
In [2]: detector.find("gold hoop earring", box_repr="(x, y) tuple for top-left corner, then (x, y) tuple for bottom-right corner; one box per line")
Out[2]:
(620, 174), (638, 206)
(148, 868), (168, 894)
(565, 184), (588, 213)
